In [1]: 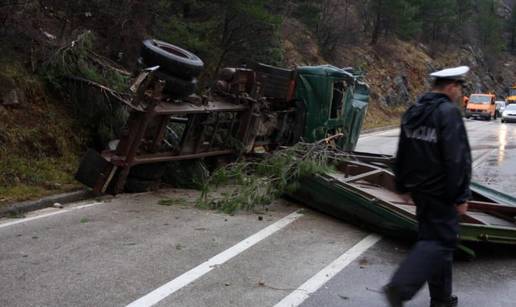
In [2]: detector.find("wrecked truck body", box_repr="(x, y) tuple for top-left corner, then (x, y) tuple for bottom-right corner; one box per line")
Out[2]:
(76, 61), (370, 194)
(73, 40), (516, 252)
(290, 157), (516, 256)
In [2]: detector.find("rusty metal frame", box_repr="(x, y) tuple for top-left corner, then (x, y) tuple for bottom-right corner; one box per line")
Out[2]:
(86, 66), (298, 194)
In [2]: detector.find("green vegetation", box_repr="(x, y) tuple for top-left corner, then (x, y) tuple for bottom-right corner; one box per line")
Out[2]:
(476, 0), (504, 53)
(41, 32), (131, 148)
(154, 0), (285, 79)
(0, 61), (83, 206)
(41, 32), (131, 93)
(293, 0), (507, 59)
(197, 141), (336, 214)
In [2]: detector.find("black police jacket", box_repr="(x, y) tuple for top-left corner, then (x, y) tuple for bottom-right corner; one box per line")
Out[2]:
(394, 92), (472, 205)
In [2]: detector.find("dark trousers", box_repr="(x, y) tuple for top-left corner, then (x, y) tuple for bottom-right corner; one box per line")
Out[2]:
(389, 194), (459, 301)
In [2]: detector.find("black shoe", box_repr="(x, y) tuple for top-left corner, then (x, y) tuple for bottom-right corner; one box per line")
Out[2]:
(430, 295), (458, 307)
(383, 285), (404, 307)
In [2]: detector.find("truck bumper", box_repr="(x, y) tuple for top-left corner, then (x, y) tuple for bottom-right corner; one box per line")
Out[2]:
(465, 111), (490, 119)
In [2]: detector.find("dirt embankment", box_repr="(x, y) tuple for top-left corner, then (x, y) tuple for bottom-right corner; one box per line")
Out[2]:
(0, 62), (83, 205)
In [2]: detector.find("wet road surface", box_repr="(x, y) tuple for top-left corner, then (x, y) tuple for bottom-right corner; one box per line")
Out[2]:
(356, 119), (516, 195)
(0, 119), (514, 307)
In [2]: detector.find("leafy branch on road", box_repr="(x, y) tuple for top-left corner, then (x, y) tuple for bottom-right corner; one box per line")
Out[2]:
(197, 135), (349, 214)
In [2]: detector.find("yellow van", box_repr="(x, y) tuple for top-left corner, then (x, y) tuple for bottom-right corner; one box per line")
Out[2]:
(465, 93), (497, 120)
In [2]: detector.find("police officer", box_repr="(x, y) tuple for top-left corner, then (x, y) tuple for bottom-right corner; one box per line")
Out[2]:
(384, 66), (472, 307)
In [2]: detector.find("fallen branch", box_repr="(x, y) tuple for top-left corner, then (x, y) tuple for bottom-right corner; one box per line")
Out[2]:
(197, 135), (348, 214)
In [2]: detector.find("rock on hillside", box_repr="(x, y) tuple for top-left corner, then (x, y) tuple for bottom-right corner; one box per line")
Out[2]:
(280, 18), (516, 126)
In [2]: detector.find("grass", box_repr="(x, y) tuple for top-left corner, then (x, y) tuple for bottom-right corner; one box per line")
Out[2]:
(7, 211), (25, 219)
(0, 61), (85, 207)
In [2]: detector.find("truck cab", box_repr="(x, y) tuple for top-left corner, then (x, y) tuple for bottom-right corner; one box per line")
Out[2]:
(465, 93), (497, 120)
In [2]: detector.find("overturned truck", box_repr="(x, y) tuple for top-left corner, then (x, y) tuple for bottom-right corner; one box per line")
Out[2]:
(75, 40), (516, 254)
(76, 39), (370, 194)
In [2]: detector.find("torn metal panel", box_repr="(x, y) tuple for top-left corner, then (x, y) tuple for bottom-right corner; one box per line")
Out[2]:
(290, 159), (516, 255)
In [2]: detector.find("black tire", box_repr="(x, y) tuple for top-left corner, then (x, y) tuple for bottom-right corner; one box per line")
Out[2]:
(141, 39), (204, 79)
(501, 119), (505, 123)
(154, 71), (198, 98)
(493, 112), (497, 120)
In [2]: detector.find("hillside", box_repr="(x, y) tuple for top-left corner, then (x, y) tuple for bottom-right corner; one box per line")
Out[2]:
(2, 0), (516, 205)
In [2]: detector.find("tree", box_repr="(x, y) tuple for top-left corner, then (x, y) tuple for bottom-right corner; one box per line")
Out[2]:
(476, 0), (504, 52)
(507, 4), (516, 53)
(292, 0), (357, 56)
(417, 0), (459, 43)
(367, 0), (420, 44)
(154, 0), (284, 78)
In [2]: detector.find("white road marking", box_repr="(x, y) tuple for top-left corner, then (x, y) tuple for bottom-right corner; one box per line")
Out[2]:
(273, 233), (382, 307)
(0, 202), (103, 229)
(126, 210), (304, 307)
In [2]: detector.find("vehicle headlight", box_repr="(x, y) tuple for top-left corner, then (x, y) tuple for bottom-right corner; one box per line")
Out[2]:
(503, 111), (509, 116)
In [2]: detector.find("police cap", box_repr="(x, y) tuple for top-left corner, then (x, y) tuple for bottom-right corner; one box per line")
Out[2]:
(430, 66), (470, 83)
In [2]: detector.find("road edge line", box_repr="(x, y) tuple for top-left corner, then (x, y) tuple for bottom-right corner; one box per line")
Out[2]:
(0, 202), (103, 229)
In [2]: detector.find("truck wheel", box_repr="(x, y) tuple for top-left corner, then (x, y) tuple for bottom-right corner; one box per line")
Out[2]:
(141, 39), (204, 79)
(154, 71), (198, 98)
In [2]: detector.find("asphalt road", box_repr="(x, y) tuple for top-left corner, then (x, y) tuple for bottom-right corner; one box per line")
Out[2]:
(1, 119), (515, 307)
